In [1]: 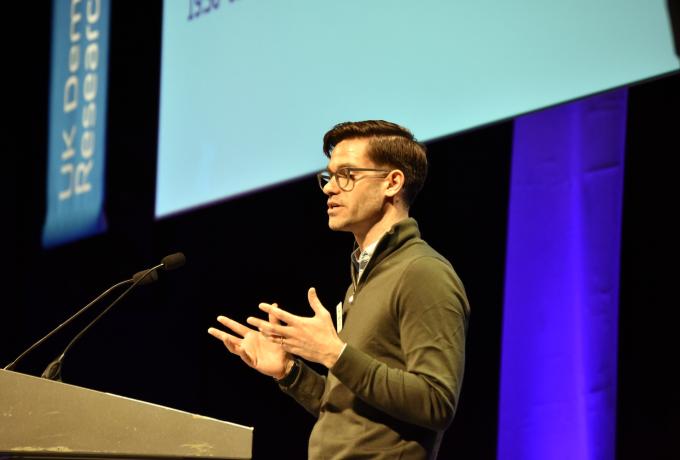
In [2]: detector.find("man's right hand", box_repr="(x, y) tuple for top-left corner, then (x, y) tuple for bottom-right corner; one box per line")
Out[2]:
(208, 305), (292, 380)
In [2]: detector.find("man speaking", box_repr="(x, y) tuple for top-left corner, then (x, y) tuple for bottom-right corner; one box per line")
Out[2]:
(209, 120), (470, 459)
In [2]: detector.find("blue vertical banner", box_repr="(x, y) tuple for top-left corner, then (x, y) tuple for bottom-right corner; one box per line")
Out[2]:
(43, 0), (110, 248)
(498, 88), (627, 460)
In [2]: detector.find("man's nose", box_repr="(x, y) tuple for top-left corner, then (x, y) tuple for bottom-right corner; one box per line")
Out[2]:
(323, 177), (339, 195)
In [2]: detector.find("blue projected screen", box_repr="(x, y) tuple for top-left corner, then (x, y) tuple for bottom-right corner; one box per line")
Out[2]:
(156, 0), (678, 218)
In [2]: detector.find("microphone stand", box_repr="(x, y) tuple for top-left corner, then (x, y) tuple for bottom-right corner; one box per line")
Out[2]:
(41, 265), (162, 381)
(3, 279), (133, 372)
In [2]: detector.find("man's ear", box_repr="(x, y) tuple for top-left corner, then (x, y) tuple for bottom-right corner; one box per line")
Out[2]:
(384, 169), (405, 198)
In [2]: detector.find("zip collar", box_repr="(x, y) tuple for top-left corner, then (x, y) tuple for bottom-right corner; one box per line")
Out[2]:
(348, 218), (421, 303)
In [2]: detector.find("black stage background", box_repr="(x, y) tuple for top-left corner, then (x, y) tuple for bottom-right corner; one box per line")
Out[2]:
(6, 2), (679, 458)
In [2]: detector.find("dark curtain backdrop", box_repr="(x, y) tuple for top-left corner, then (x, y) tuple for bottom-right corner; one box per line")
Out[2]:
(6, 2), (678, 458)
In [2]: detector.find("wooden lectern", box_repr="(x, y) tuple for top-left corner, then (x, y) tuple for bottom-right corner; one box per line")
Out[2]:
(0, 369), (252, 459)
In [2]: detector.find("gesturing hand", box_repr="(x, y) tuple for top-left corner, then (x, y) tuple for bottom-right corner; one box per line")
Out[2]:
(247, 288), (346, 369)
(208, 306), (291, 379)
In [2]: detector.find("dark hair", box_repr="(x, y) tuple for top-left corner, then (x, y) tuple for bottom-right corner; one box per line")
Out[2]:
(322, 120), (428, 206)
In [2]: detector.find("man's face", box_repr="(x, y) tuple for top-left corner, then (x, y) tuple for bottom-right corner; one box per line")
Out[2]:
(323, 138), (388, 236)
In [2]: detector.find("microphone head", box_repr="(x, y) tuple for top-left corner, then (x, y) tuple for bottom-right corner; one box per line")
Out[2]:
(132, 269), (159, 285)
(161, 252), (186, 271)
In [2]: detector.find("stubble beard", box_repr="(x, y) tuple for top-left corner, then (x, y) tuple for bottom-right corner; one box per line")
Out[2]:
(327, 215), (349, 232)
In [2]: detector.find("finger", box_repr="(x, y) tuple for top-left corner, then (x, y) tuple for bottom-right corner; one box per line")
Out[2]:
(276, 334), (295, 352)
(247, 316), (283, 337)
(262, 304), (300, 326)
(208, 328), (242, 353)
(208, 326), (233, 342)
(259, 302), (282, 325)
(267, 334), (284, 344)
(270, 303), (282, 325)
(242, 347), (257, 367)
(223, 334), (243, 354)
(240, 349), (255, 368)
(307, 287), (327, 315)
(280, 341), (302, 358)
(216, 315), (252, 337)
(269, 305), (281, 326)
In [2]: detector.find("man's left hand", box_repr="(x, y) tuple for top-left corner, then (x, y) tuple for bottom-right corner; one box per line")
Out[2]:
(246, 287), (345, 369)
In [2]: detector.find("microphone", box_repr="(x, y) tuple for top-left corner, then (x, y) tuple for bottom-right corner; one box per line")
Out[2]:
(3, 253), (185, 376)
(40, 252), (186, 381)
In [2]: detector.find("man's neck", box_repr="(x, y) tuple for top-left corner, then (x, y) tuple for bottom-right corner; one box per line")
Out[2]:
(354, 207), (409, 252)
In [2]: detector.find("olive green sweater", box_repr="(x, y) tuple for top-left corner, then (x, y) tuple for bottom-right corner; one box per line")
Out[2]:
(280, 218), (470, 459)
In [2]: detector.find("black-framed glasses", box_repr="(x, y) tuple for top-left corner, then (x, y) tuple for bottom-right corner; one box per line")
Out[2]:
(316, 167), (391, 192)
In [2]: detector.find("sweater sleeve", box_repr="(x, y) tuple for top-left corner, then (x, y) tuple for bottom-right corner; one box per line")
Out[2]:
(279, 359), (328, 417)
(330, 256), (469, 431)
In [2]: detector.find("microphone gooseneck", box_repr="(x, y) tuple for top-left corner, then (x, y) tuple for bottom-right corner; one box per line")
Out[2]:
(40, 264), (162, 381)
(39, 253), (186, 381)
(4, 252), (186, 379)
(3, 279), (133, 372)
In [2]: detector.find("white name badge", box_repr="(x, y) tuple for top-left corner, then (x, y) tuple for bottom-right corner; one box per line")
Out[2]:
(336, 302), (344, 333)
